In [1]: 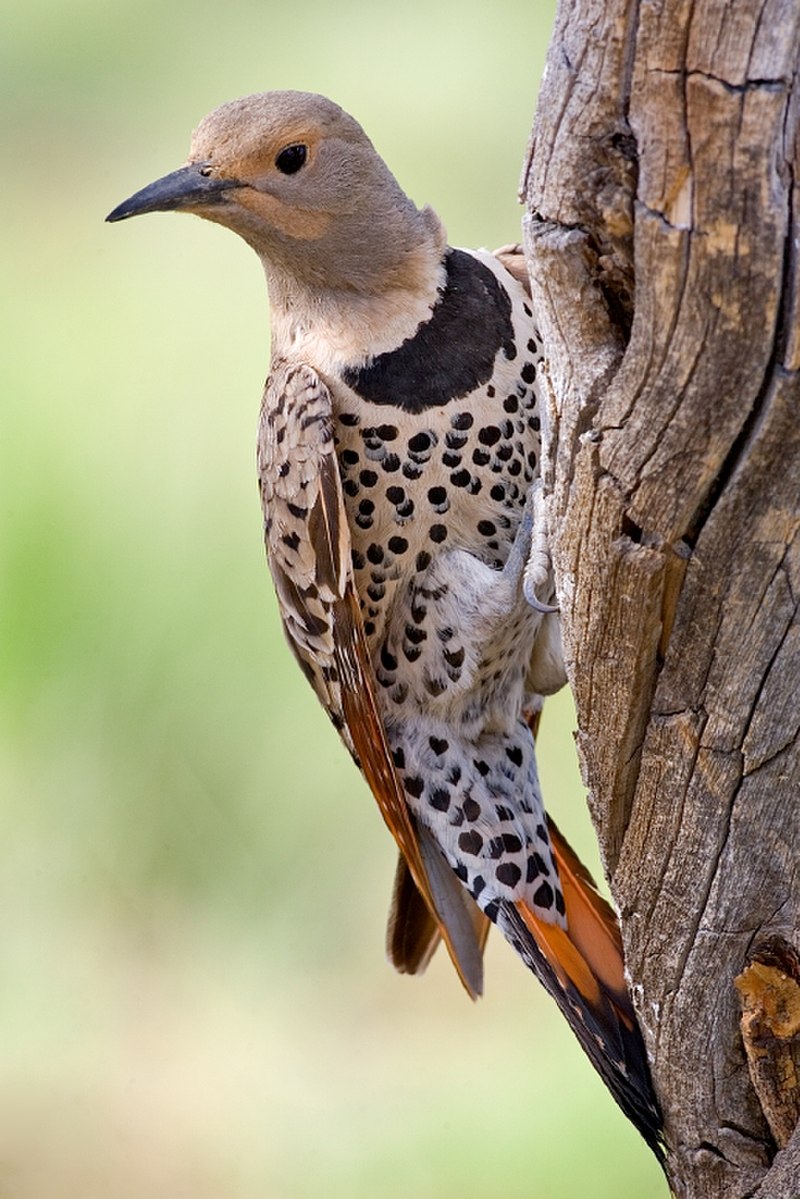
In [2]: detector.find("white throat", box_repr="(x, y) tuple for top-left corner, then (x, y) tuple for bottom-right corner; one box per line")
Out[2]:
(263, 228), (448, 376)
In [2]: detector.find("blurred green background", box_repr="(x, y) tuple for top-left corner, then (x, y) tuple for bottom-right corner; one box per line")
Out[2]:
(1, 0), (665, 1195)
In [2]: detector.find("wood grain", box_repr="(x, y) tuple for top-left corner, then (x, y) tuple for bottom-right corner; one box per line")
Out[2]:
(524, 1), (800, 1194)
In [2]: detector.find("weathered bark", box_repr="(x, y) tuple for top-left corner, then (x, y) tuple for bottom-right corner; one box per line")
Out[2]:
(522, 2), (800, 1195)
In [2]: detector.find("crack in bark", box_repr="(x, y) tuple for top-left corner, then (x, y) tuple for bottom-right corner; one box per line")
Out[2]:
(625, 334), (705, 535)
(744, 721), (799, 781)
(683, 234), (792, 555)
(637, 200), (691, 232)
(652, 67), (791, 93)
(668, 755), (738, 1003)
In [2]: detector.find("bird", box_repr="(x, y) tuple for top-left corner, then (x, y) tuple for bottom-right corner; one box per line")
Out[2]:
(107, 90), (663, 1161)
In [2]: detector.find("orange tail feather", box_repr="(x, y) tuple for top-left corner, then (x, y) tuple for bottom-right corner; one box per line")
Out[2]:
(510, 819), (663, 1164)
(547, 817), (635, 1023)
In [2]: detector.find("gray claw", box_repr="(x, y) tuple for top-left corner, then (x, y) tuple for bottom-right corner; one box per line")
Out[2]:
(523, 577), (559, 614)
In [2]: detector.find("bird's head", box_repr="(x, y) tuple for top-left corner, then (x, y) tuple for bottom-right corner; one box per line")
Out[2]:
(107, 91), (445, 296)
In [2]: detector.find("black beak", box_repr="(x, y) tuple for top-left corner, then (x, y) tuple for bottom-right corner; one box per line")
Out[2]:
(106, 163), (245, 223)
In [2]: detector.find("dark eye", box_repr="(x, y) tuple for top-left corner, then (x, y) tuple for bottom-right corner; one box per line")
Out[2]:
(275, 144), (308, 175)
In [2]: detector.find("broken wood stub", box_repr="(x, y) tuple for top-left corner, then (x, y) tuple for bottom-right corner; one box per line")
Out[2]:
(736, 940), (800, 1150)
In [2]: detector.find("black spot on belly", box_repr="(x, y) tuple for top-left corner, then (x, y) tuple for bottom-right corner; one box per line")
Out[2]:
(380, 645), (397, 671)
(429, 788), (451, 812)
(340, 250), (514, 412)
(496, 862), (522, 887)
(462, 797), (481, 821)
(505, 744), (524, 767)
(410, 599), (426, 624)
(478, 425), (501, 446)
(458, 830), (484, 855)
(424, 675), (446, 696)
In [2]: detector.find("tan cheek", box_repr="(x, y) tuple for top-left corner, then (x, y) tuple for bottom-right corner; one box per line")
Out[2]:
(235, 189), (332, 240)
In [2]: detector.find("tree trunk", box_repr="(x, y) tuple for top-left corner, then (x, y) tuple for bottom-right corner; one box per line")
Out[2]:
(522, 2), (800, 1195)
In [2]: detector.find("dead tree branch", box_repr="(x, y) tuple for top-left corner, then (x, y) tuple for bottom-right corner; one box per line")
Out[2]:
(523, 2), (800, 1194)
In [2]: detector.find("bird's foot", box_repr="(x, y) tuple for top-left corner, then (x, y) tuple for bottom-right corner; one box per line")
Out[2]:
(522, 482), (558, 614)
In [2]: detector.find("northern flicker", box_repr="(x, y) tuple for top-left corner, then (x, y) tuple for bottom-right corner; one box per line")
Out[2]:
(108, 91), (663, 1160)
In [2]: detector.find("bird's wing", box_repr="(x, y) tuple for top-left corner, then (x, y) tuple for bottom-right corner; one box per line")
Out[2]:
(257, 359), (485, 996)
(387, 849), (490, 984)
(492, 242), (531, 293)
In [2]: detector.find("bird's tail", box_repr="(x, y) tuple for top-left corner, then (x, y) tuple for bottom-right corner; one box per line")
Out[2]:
(504, 817), (664, 1164)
